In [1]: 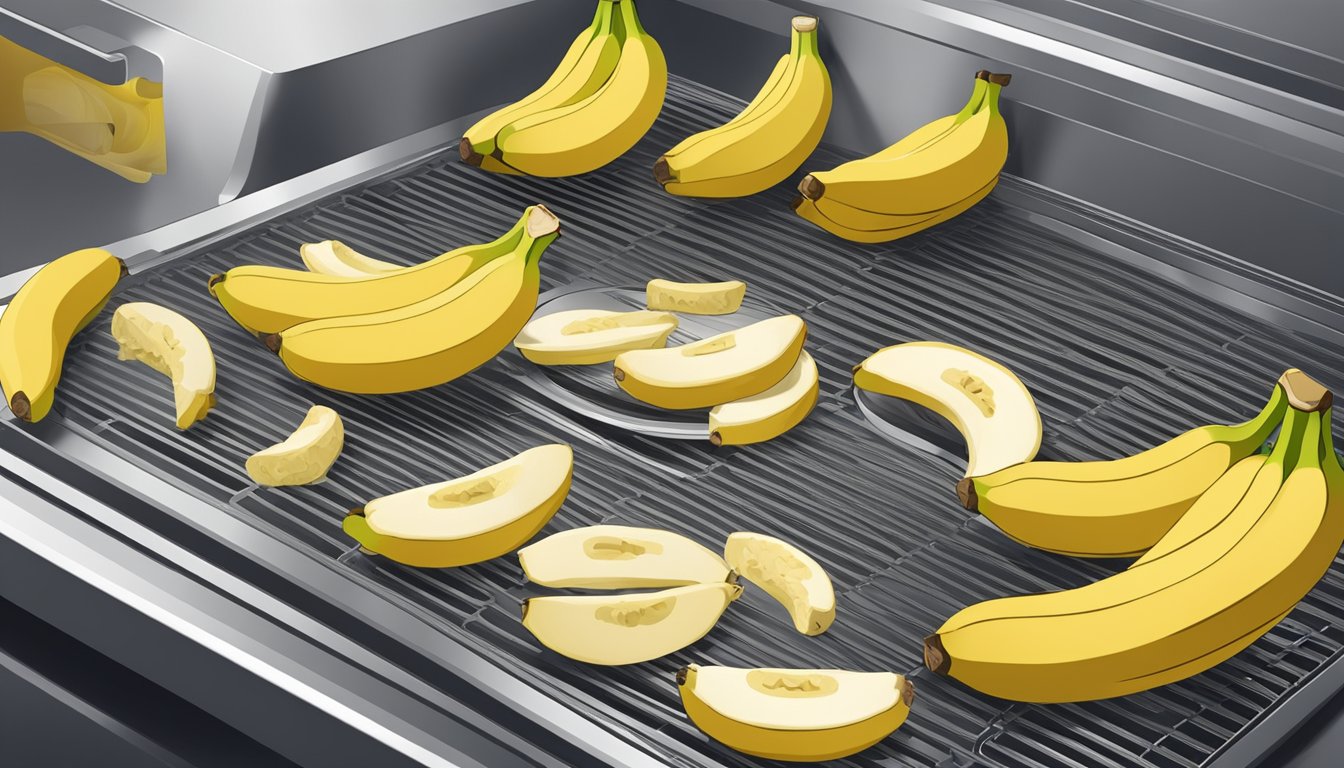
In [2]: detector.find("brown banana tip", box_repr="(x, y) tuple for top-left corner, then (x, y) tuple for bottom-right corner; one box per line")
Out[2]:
(261, 333), (282, 354)
(652, 157), (674, 185)
(709, 431), (724, 447)
(346, 507), (366, 518)
(490, 146), (506, 162)
(206, 273), (225, 295)
(798, 175), (825, 201)
(459, 138), (483, 166)
(956, 478), (978, 510)
(10, 391), (31, 422)
(924, 634), (950, 675)
(790, 195), (805, 212)
(899, 677), (916, 707)
(526, 205), (562, 238)
(726, 570), (740, 588)
(1280, 369), (1331, 412)
(613, 367), (626, 382)
(987, 72), (1012, 86)
(975, 69), (991, 80)
(675, 666), (690, 686)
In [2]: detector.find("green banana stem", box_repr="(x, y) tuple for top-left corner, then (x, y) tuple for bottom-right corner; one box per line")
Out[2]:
(791, 20), (820, 59)
(981, 82), (1003, 117)
(617, 0), (646, 40)
(594, 0), (616, 36)
(1267, 404), (1310, 480)
(954, 75), (990, 123)
(1298, 410), (1323, 469)
(1241, 380), (1289, 445)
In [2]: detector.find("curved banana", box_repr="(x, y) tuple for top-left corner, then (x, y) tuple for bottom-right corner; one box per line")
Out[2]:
(797, 73), (1009, 214)
(792, 176), (998, 243)
(655, 17), (831, 198)
(270, 207), (560, 393)
(493, 0), (666, 177)
(300, 240), (402, 278)
(110, 302), (216, 429)
(926, 382), (1344, 703)
(245, 405), (344, 486)
(724, 531), (834, 635)
(460, 1), (621, 174)
(677, 665), (914, 762)
(0, 248), (125, 422)
(513, 308), (678, 365)
(961, 375), (1288, 558)
(708, 350), (818, 446)
(209, 206), (549, 335)
(857, 71), (989, 164)
(657, 53), (795, 165)
(519, 524), (732, 588)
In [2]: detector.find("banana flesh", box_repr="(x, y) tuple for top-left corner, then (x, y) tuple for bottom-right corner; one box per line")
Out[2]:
(724, 531), (834, 635)
(656, 17), (831, 198)
(0, 248), (125, 422)
(110, 302), (216, 429)
(513, 308), (678, 365)
(709, 350), (818, 446)
(245, 405), (344, 486)
(299, 240), (403, 278)
(519, 524), (732, 588)
(645, 279), (746, 315)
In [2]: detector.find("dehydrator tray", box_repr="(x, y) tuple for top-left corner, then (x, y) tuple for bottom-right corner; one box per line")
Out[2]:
(6, 75), (1344, 768)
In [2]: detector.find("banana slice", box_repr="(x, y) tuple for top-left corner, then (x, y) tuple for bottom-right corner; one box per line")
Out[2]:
(245, 405), (344, 486)
(522, 581), (741, 665)
(299, 240), (402, 277)
(677, 664), (914, 761)
(110, 302), (216, 429)
(710, 351), (818, 446)
(519, 524), (732, 588)
(724, 532), (834, 635)
(854, 341), (1040, 477)
(614, 315), (806, 409)
(344, 444), (572, 567)
(514, 309), (678, 365)
(646, 279), (746, 315)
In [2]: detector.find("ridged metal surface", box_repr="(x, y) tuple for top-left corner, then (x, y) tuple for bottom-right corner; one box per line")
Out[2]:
(35, 76), (1344, 767)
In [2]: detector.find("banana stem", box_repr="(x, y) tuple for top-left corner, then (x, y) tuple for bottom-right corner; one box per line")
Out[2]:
(617, 0), (646, 40)
(791, 18), (820, 59)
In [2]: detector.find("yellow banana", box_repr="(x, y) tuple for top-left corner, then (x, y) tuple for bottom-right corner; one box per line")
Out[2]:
(270, 208), (560, 394)
(0, 248), (125, 422)
(655, 17), (831, 198)
(798, 73), (1009, 215)
(792, 176), (998, 243)
(209, 206), (547, 335)
(493, 0), (666, 177)
(856, 71), (989, 164)
(926, 381), (1344, 703)
(961, 376), (1288, 558)
(658, 55), (795, 164)
(460, 1), (621, 174)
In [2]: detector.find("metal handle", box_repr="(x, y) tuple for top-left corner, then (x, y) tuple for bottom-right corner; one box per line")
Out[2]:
(0, 7), (128, 85)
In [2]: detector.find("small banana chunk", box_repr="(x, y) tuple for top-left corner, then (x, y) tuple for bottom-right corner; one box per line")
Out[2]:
(514, 309), (678, 365)
(646, 279), (746, 315)
(724, 532), (834, 635)
(245, 405), (344, 486)
(110, 302), (216, 429)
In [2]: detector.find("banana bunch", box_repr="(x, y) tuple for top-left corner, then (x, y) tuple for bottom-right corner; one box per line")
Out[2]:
(961, 376), (1288, 557)
(653, 17), (831, 198)
(460, 0), (666, 177)
(793, 71), (1009, 243)
(926, 370), (1344, 702)
(0, 248), (126, 422)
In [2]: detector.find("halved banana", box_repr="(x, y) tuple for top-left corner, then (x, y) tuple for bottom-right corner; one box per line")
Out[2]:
(522, 581), (741, 665)
(344, 444), (572, 567)
(854, 341), (1040, 477)
(514, 309), (678, 365)
(724, 532), (834, 635)
(646, 279), (746, 315)
(677, 664), (914, 762)
(299, 240), (402, 277)
(110, 302), (216, 429)
(245, 405), (344, 486)
(614, 315), (806, 409)
(519, 524), (732, 587)
(709, 351), (818, 446)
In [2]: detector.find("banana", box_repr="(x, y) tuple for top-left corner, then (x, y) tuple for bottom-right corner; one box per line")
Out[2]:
(961, 375), (1288, 558)
(492, 0), (666, 177)
(299, 240), (402, 278)
(792, 176), (999, 243)
(519, 524), (733, 588)
(344, 444), (572, 567)
(709, 350), (818, 446)
(925, 379), (1344, 703)
(209, 205), (551, 335)
(655, 17), (831, 198)
(646, 279), (746, 315)
(857, 71), (990, 164)
(797, 73), (1009, 214)
(522, 581), (742, 665)
(677, 664), (914, 762)
(268, 207), (560, 394)
(613, 315), (807, 410)
(656, 49), (796, 165)
(460, 0), (621, 174)
(724, 531), (834, 635)
(513, 308), (678, 365)
(110, 302), (216, 429)
(0, 248), (125, 422)
(854, 341), (1041, 477)
(245, 405), (344, 486)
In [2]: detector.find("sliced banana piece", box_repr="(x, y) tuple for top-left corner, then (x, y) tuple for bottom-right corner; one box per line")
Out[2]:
(854, 341), (1040, 477)
(614, 315), (806, 409)
(514, 309), (678, 365)
(725, 532), (834, 635)
(299, 240), (403, 278)
(522, 581), (741, 665)
(519, 525), (732, 588)
(710, 351), (818, 446)
(344, 444), (572, 567)
(646, 279), (746, 315)
(245, 405), (344, 486)
(678, 664), (914, 761)
(110, 302), (216, 429)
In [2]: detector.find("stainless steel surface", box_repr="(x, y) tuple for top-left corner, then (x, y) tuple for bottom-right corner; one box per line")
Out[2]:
(0, 6), (139, 83)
